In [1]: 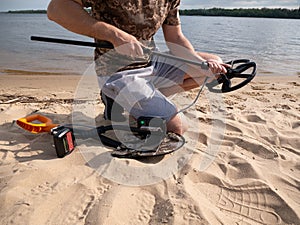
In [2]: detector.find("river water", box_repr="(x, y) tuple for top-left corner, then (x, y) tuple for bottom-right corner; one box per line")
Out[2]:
(0, 13), (299, 76)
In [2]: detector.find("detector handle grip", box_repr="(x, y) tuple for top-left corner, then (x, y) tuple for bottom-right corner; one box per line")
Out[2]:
(16, 114), (59, 133)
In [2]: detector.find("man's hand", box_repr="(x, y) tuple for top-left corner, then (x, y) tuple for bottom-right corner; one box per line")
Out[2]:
(207, 59), (231, 75)
(110, 29), (144, 58)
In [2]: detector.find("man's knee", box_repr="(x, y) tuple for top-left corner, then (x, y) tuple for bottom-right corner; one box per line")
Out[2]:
(166, 113), (188, 135)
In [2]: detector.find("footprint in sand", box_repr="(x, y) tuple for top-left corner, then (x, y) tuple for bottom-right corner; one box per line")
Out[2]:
(255, 97), (270, 103)
(28, 182), (102, 225)
(228, 135), (278, 159)
(89, 187), (155, 225)
(282, 93), (297, 102)
(185, 174), (299, 225)
(245, 114), (267, 124)
(292, 121), (300, 129)
(251, 85), (266, 91)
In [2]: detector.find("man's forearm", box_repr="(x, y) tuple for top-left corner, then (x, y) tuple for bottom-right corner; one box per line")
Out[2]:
(168, 36), (206, 61)
(162, 24), (207, 63)
(47, 0), (118, 43)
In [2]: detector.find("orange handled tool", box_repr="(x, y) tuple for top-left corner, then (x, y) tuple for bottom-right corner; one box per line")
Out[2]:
(16, 114), (59, 134)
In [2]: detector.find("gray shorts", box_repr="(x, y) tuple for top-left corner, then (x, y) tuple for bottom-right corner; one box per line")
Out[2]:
(98, 54), (186, 121)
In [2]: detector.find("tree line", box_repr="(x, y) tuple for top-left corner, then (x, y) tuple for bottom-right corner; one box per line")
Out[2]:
(7, 10), (47, 14)
(179, 8), (300, 19)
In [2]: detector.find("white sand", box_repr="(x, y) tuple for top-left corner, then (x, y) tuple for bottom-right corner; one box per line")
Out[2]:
(0, 74), (299, 224)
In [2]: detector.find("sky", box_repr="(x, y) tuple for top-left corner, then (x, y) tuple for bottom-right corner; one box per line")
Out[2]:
(0, 0), (299, 11)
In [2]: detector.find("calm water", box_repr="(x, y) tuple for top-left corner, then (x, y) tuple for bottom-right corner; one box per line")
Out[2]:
(0, 13), (299, 76)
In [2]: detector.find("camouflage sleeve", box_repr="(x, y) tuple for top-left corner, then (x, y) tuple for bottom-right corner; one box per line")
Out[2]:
(163, 0), (181, 26)
(81, 0), (93, 8)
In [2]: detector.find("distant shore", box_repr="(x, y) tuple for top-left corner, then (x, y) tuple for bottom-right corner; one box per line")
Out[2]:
(5, 8), (300, 19)
(180, 8), (300, 19)
(6, 10), (47, 14)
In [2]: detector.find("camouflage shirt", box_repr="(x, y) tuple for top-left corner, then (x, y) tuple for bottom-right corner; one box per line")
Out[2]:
(81, 0), (181, 75)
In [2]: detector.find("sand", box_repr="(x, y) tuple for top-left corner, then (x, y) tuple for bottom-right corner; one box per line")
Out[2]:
(0, 73), (299, 225)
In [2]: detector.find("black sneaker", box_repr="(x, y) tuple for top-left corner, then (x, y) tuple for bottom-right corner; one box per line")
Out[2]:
(100, 91), (126, 122)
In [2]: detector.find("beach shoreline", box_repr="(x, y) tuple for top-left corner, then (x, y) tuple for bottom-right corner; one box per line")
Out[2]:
(0, 73), (299, 224)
